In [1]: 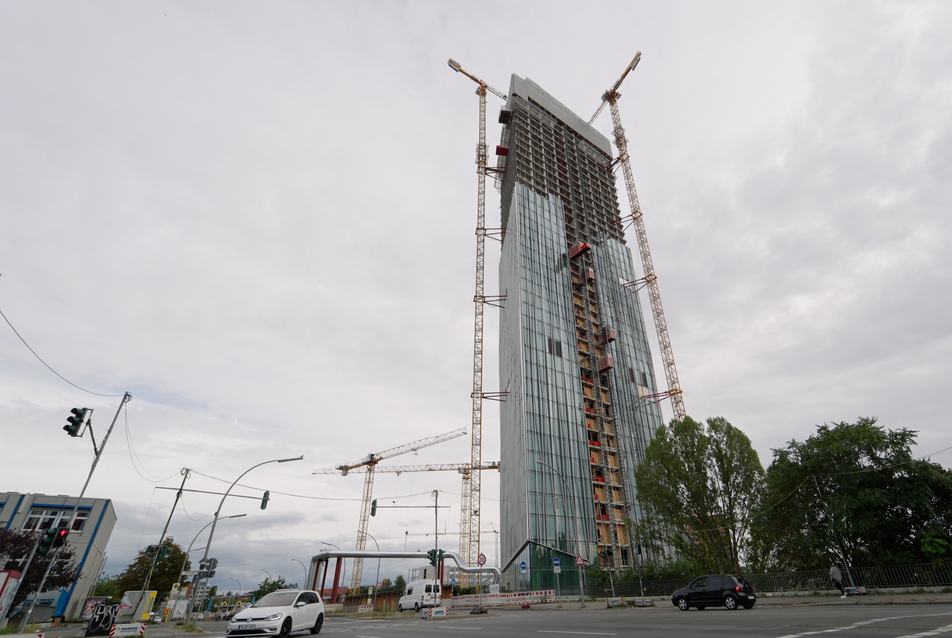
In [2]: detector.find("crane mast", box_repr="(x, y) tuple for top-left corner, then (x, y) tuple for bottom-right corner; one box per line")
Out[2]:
(448, 58), (507, 585)
(593, 52), (686, 419)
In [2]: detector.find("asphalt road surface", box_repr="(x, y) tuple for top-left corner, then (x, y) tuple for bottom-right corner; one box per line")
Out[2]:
(178, 605), (952, 638)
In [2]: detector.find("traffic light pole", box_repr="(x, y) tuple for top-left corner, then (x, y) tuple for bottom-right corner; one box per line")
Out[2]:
(19, 392), (131, 633)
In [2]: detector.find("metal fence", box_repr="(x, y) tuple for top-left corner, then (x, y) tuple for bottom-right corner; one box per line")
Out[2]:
(591, 563), (952, 598)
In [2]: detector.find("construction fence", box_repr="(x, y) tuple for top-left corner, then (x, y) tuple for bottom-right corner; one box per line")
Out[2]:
(592, 562), (952, 598)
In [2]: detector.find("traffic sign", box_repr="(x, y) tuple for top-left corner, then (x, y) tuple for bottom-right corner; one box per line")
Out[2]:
(477, 553), (487, 566)
(553, 557), (561, 574)
(553, 557), (560, 566)
(520, 561), (527, 572)
(575, 554), (585, 566)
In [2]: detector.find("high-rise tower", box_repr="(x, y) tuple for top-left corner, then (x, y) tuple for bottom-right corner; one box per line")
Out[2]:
(497, 75), (666, 589)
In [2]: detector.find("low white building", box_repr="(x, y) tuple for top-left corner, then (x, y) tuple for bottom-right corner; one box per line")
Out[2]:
(0, 492), (116, 620)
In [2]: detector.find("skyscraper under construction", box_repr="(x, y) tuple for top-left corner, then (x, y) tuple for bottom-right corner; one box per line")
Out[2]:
(497, 74), (666, 589)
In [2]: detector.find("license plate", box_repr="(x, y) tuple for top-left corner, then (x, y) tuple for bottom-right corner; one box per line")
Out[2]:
(238, 625), (256, 630)
(749, 595), (756, 599)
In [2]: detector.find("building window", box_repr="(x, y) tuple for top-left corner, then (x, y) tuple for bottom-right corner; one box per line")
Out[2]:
(547, 337), (563, 358)
(22, 508), (89, 532)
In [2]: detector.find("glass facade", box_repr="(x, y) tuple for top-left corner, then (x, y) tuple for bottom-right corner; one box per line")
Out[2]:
(497, 76), (665, 589)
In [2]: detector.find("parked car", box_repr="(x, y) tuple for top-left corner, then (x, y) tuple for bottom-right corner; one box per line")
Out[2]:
(671, 574), (756, 611)
(226, 589), (324, 636)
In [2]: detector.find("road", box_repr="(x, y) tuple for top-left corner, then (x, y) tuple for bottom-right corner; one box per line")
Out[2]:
(167, 605), (952, 638)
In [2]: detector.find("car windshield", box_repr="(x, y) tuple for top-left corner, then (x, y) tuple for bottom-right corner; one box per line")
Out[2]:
(252, 592), (298, 607)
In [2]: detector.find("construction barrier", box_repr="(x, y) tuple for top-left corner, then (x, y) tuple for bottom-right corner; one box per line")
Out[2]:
(423, 607), (450, 619)
(109, 623), (146, 636)
(452, 590), (555, 607)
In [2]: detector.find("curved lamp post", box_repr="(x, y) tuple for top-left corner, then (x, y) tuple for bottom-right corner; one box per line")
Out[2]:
(177, 514), (247, 587)
(537, 460), (585, 608)
(185, 455), (303, 625)
(230, 578), (242, 594)
(290, 559), (308, 587)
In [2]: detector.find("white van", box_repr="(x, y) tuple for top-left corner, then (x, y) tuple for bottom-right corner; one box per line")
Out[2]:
(397, 579), (442, 612)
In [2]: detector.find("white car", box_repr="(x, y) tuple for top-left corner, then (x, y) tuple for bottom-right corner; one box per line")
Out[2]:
(226, 589), (324, 637)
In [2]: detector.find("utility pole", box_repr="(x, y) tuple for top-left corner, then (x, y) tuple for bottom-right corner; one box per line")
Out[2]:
(142, 468), (191, 592)
(20, 393), (131, 633)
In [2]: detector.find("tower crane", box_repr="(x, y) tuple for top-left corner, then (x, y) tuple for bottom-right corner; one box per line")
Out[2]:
(447, 57), (509, 585)
(313, 461), (500, 477)
(589, 52), (686, 420)
(314, 428), (466, 590)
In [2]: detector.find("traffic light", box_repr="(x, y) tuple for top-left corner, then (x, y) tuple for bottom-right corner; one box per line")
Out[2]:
(53, 527), (69, 549)
(261, 491), (270, 510)
(64, 408), (88, 437)
(38, 529), (57, 556)
(145, 545), (159, 555)
(370, 500), (377, 516)
(426, 549), (437, 566)
(158, 545), (171, 560)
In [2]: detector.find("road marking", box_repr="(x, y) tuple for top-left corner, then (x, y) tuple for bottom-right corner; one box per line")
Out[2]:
(776, 613), (952, 638)
(893, 622), (952, 638)
(537, 632), (618, 636)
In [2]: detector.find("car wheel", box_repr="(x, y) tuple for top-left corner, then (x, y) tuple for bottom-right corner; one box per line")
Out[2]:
(397, 604), (403, 612)
(309, 614), (323, 634)
(414, 603), (420, 612)
(723, 594), (739, 610)
(676, 596), (689, 611)
(279, 617), (293, 638)
(696, 606), (705, 610)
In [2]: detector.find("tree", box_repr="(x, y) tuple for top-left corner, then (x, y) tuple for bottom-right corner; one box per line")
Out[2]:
(0, 528), (79, 614)
(393, 575), (406, 593)
(114, 538), (189, 603)
(633, 416), (766, 573)
(250, 576), (294, 600)
(91, 573), (122, 602)
(753, 418), (952, 571)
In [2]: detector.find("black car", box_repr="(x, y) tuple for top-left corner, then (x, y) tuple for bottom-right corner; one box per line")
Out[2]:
(671, 574), (756, 610)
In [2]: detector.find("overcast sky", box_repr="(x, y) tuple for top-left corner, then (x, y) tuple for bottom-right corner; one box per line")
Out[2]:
(2, 1), (951, 593)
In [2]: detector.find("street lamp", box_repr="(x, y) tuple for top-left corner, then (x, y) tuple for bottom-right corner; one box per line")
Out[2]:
(537, 460), (585, 608)
(290, 559), (308, 587)
(185, 455), (303, 625)
(230, 578), (242, 594)
(363, 532), (380, 611)
(177, 514), (248, 587)
(260, 568), (272, 582)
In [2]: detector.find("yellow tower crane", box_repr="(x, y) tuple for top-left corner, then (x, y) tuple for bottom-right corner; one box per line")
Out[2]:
(589, 52), (686, 419)
(313, 428), (466, 591)
(447, 58), (509, 585)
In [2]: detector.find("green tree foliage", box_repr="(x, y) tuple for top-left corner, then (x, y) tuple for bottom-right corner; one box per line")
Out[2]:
(114, 538), (189, 602)
(633, 416), (765, 573)
(250, 576), (294, 600)
(91, 573), (122, 602)
(753, 418), (952, 571)
(393, 575), (406, 592)
(0, 528), (79, 612)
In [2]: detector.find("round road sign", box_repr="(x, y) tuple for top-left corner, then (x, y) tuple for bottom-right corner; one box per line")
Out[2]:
(477, 553), (487, 566)
(520, 561), (527, 571)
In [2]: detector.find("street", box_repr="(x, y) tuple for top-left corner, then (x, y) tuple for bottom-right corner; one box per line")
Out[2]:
(160, 604), (952, 638)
